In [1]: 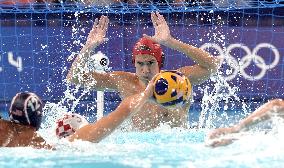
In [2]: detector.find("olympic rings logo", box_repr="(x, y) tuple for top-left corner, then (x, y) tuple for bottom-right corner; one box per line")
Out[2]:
(200, 43), (280, 81)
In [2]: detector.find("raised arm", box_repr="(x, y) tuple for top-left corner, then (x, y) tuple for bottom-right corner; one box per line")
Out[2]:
(68, 78), (155, 143)
(144, 12), (219, 85)
(235, 99), (284, 130)
(207, 99), (284, 147)
(67, 15), (120, 90)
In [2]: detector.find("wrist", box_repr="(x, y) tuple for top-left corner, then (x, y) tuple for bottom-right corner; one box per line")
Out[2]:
(82, 42), (99, 53)
(232, 125), (242, 133)
(81, 45), (92, 54)
(161, 36), (174, 46)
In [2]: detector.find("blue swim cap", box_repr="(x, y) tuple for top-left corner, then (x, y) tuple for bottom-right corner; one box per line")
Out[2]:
(9, 92), (43, 130)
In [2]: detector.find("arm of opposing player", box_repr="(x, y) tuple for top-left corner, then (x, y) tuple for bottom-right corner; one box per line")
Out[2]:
(234, 99), (284, 131)
(69, 77), (154, 143)
(206, 99), (284, 147)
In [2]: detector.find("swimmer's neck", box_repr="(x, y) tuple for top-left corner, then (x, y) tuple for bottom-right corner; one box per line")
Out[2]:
(138, 77), (150, 87)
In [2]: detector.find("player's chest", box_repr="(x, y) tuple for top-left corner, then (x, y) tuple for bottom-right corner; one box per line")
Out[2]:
(118, 82), (146, 98)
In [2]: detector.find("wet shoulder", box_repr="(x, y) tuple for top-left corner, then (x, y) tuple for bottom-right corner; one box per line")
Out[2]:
(29, 134), (52, 149)
(0, 120), (21, 146)
(0, 119), (12, 132)
(0, 120), (49, 148)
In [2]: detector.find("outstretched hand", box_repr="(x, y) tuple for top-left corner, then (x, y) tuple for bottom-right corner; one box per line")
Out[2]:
(127, 75), (157, 112)
(143, 12), (172, 45)
(206, 137), (236, 147)
(85, 15), (109, 51)
(206, 127), (239, 147)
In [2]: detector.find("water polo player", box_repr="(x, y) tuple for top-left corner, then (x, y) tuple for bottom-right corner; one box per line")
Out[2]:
(55, 80), (154, 142)
(0, 92), (50, 148)
(0, 82), (153, 148)
(67, 12), (219, 130)
(207, 99), (284, 147)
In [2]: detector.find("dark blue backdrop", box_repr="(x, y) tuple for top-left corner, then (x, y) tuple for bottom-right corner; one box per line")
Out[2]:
(0, 10), (283, 117)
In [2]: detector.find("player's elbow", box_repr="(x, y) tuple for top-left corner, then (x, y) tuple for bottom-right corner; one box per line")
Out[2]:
(66, 72), (79, 85)
(66, 72), (73, 83)
(269, 99), (284, 110)
(209, 57), (221, 75)
(265, 99), (284, 116)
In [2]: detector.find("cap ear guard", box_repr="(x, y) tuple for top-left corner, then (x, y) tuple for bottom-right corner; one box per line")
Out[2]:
(9, 93), (26, 124)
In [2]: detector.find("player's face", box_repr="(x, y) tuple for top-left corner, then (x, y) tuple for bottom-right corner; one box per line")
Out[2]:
(135, 54), (160, 83)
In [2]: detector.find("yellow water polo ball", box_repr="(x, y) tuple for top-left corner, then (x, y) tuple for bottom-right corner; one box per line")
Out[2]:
(153, 71), (192, 107)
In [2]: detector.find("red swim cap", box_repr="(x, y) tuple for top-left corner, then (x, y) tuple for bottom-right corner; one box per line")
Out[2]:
(132, 37), (163, 69)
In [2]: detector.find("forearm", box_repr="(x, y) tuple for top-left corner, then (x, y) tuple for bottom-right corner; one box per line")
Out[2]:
(67, 43), (99, 84)
(70, 93), (148, 143)
(163, 37), (218, 72)
(235, 99), (284, 131)
(67, 45), (91, 84)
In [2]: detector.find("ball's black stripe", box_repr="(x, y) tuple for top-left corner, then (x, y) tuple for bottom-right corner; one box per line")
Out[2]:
(160, 96), (184, 106)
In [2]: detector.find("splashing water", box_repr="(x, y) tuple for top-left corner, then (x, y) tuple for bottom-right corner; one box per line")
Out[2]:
(197, 26), (251, 129)
(5, 122), (284, 168)
(198, 73), (242, 129)
(39, 12), (112, 143)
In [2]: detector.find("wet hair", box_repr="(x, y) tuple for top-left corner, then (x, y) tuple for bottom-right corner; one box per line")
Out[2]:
(9, 92), (43, 130)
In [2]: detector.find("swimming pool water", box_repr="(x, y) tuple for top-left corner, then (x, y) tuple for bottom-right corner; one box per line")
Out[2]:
(1, 124), (284, 168)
